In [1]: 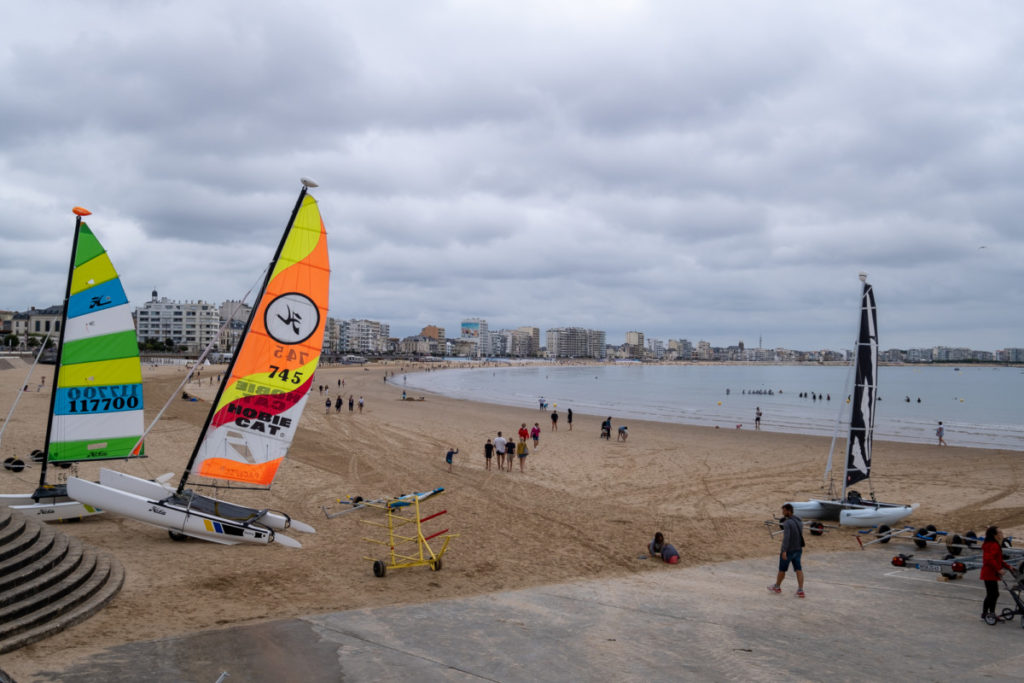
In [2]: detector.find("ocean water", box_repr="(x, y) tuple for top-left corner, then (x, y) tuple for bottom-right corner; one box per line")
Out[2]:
(403, 364), (1024, 451)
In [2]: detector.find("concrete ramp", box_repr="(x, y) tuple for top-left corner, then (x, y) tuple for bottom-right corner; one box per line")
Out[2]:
(27, 549), (1024, 682)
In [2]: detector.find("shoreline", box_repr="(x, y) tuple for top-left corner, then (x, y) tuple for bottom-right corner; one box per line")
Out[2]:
(1, 359), (1023, 680)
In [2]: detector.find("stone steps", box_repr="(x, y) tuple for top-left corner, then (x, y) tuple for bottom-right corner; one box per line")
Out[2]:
(0, 506), (124, 654)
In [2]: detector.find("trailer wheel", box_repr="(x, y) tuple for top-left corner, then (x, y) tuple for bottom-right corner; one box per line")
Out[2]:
(168, 530), (188, 542)
(913, 528), (929, 549)
(925, 524), (938, 540)
(29, 449), (44, 462)
(2, 457), (13, 470)
(1002, 537), (1013, 548)
(946, 534), (963, 556)
(373, 560), (387, 578)
(964, 530), (978, 549)
(809, 521), (824, 536)
(6, 458), (25, 473)
(877, 524), (892, 544)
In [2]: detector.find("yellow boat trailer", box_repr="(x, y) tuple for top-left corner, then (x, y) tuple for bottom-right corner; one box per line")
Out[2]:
(361, 490), (456, 577)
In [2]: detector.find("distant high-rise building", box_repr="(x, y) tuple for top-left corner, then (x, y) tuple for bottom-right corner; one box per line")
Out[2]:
(545, 327), (607, 358)
(135, 291), (220, 354)
(461, 318), (489, 357)
(517, 326), (541, 357)
(340, 319), (390, 354)
(625, 331), (645, 358)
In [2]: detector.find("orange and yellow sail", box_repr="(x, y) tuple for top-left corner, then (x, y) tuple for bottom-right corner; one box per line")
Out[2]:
(191, 193), (329, 486)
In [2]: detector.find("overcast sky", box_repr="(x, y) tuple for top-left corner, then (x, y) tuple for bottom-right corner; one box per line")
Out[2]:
(2, 1), (1022, 352)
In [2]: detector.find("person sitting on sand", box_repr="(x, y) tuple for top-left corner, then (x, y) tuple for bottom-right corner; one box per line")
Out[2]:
(648, 532), (679, 564)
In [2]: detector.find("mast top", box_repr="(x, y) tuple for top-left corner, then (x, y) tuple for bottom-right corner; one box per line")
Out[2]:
(72, 207), (92, 217)
(300, 177), (318, 188)
(858, 272), (868, 283)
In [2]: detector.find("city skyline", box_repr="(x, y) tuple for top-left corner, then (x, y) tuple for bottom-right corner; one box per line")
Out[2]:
(1, 3), (1022, 352)
(3, 297), (1017, 358)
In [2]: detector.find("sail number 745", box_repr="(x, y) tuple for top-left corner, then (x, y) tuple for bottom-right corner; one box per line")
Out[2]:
(273, 346), (308, 365)
(269, 365), (304, 384)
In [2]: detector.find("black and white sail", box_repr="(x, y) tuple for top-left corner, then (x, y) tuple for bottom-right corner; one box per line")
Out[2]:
(844, 279), (877, 491)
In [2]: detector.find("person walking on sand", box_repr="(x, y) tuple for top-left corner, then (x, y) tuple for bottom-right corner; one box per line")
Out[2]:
(567, 408), (573, 431)
(518, 423), (529, 444)
(484, 438), (494, 471)
(358, 396), (364, 413)
(936, 421), (947, 446)
(348, 395), (354, 412)
(768, 503), (805, 597)
(980, 525), (1014, 620)
(531, 423), (541, 450)
(550, 408), (558, 431)
(755, 407), (762, 431)
(325, 397), (331, 414)
(335, 396), (342, 413)
(517, 438), (528, 472)
(494, 432), (507, 471)
(445, 446), (459, 473)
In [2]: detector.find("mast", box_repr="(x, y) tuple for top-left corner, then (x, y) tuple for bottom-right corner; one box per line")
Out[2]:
(175, 179), (316, 495)
(38, 208), (90, 489)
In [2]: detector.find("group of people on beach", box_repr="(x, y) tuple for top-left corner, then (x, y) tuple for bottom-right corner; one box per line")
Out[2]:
(479, 425), (537, 473)
(324, 393), (362, 414)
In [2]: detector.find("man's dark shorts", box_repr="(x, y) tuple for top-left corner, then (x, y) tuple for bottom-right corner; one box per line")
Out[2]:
(779, 549), (803, 572)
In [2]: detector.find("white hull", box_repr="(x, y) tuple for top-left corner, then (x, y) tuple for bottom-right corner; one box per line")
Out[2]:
(788, 498), (918, 527)
(68, 469), (312, 547)
(0, 492), (104, 521)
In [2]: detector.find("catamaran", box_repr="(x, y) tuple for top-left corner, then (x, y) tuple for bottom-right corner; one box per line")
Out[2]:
(68, 179), (328, 547)
(0, 207), (145, 520)
(787, 274), (918, 527)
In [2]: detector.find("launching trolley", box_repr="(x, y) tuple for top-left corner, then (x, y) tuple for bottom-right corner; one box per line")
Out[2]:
(361, 489), (456, 578)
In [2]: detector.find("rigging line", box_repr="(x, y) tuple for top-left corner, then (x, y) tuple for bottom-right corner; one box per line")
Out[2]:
(0, 331), (53, 450)
(129, 266), (270, 479)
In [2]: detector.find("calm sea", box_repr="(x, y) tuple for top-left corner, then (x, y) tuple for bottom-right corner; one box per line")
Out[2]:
(403, 364), (1023, 451)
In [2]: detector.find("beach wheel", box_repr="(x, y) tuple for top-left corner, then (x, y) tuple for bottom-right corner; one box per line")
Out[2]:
(29, 449), (44, 462)
(2, 457), (13, 470)
(809, 521), (824, 536)
(373, 560), (387, 578)
(913, 528), (930, 549)
(964, 530), (978, 549)
(168, 530), (188, 542)
(945, 534), (963, 556)
(5, 458), (25, 473)
(430, 557), (443, 571)
(876, 524), (891, 544)
(925, 524), (938, 541)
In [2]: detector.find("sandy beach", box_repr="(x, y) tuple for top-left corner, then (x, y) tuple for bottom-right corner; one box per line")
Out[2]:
(1, 358), (1022, 681)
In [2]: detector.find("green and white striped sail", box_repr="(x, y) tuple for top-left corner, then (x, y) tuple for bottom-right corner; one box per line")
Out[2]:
(49, 223), (144, 462)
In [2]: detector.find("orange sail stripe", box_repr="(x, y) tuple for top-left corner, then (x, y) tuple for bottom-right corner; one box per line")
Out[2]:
(197, 457), (283, 487)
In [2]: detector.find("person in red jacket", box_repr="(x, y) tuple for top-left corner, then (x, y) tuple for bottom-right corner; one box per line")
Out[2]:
(980, 525), (1014, 620)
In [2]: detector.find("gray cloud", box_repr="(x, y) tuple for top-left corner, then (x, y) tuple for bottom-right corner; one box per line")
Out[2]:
(1, 1), (1021, 353)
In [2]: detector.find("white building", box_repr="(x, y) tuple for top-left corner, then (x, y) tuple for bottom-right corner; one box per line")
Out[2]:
(340, 319), (390, 354)
(135, 290), (220, 354)
(545, 327), (606, 359)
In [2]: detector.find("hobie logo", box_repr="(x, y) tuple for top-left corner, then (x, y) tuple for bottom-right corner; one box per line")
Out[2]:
(265, 293), (319, 345)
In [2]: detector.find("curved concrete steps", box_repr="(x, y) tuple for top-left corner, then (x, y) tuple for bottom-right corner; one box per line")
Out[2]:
(0, 505), (124, 654)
